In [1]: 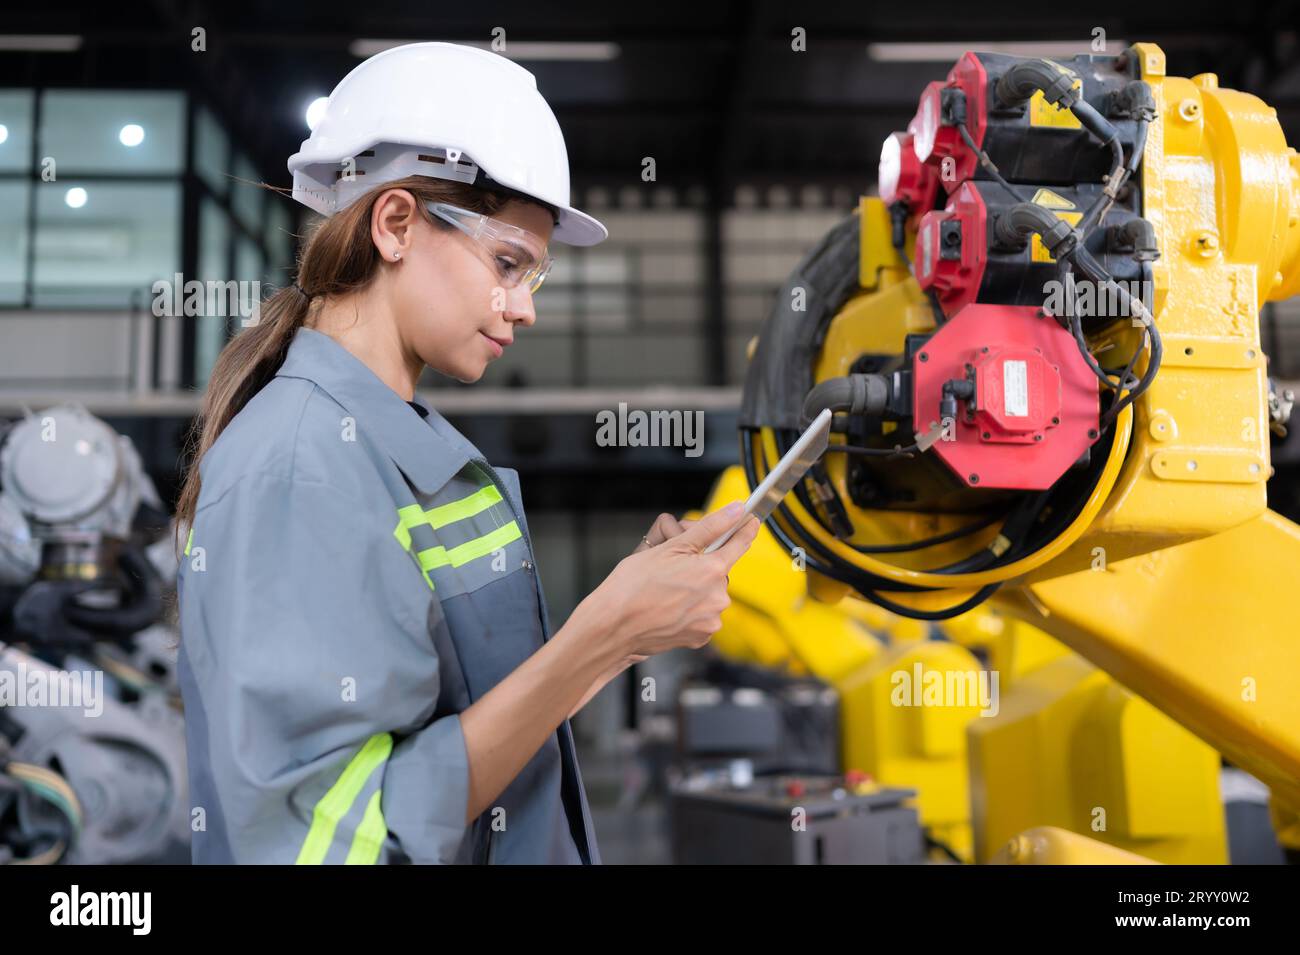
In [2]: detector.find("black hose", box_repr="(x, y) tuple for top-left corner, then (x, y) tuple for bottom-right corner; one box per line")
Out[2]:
(995, 59), (1076, 109)
(855, 582), (1003, 621)
(61, 546), (162, 639)
(994, 202), (1076, 256)
(802, 375), (890, 426)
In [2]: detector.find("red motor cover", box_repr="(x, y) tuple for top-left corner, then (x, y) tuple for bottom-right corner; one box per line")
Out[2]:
(912, 304), (1100, 490)
(879, 129), (939, 223)
(914, 181), (987, 317)
(909, 53), (988, 192)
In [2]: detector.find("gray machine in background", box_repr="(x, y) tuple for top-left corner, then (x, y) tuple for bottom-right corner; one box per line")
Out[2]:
(0, 405), (190, 864)
(670, 772), (926, 865)
(670, 658), (926, 863)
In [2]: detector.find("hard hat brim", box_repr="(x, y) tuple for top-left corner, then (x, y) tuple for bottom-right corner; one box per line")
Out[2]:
(552, 204), (608, 247)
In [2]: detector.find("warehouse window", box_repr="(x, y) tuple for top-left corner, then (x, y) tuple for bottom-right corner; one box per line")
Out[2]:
(194, 106), (230, 199)
(0, 88), (294, 392)
(33, 181), (181, 308)
(39, 90), (184, 175)
(0, 181), (29, 306)
(0, 90), (34, 173)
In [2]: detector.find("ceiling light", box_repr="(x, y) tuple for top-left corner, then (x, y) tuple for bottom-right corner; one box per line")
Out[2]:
(867, 41), (1125, 62)
(349, 38), (620, 61)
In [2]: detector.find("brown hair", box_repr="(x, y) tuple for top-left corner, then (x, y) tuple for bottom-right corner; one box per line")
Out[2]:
(173, 176), (539, 551)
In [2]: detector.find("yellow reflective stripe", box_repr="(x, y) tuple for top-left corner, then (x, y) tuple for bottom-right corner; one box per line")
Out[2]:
(393, 504), (425, 551)
(416, 520), (522, 572)
(184, 527), (193, 556)
(449, 520), (521, 564)
(295, 732), (393, 865)
(394, 485), (503, 548)
(396, 484), (513, 592)
(424, 484), (502, 529)
(345, 790), (388, 865)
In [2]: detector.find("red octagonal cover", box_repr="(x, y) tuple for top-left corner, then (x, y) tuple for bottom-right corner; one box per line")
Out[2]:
(912, 304), (1100, 490)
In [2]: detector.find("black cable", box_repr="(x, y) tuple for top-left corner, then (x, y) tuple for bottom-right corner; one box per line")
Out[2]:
(849, 511), (1006, 555)
(760, 428), (1012, 591)
(856, 582), (1003, 621)
(744, 424), (1108, 619)
(822, 442), (921, 458)
(925, 832), (966, 864)
(778, 420), (1045, 576)
(957, 122), (1028, 203)
(1060, 260), (1163, 427)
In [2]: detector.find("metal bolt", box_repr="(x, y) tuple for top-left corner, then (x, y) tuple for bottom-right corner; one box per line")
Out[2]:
(919, 352), (928, 362)
(1087, 429), (1099, 439)
(969, 473), (980, 485)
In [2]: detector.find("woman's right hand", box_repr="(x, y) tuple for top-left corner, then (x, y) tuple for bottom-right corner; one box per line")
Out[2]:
(579, 502), (760, 661)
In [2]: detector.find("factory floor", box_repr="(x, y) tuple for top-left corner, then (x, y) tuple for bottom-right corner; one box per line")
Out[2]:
(579, 751), (673, 865)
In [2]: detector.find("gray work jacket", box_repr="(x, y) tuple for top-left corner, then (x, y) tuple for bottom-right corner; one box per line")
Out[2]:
(177, 326), (600, 864)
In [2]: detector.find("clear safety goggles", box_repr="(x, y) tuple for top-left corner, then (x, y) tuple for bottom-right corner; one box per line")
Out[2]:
(428, 202), (554, 293)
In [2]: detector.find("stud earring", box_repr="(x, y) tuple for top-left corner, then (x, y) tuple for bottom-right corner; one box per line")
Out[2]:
(393, 252), (401, 260)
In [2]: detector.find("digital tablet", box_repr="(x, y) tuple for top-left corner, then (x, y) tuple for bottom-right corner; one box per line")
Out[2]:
(702, 408), (834, 555)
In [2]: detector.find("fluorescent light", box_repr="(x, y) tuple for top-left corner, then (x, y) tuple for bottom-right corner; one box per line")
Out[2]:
(867, 41), (1126, 62)
(65, 187), (87, 209)
(0, 125), (8, 145)
(0, 35), (83, 52)
(305, 96), (329, 130)
(119, 124), (145, 147)
(349, 38), (620, 61)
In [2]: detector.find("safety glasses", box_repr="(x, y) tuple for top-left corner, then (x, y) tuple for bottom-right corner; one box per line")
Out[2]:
(428, 202), (555, 293)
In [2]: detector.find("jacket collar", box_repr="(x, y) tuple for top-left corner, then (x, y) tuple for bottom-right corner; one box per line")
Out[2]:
(275, 326), (483, 494)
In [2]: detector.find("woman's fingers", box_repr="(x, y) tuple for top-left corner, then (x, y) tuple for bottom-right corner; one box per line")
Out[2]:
(676, 502), (746, 553)
(637, 511), (695, 551)
(713, 515), (761, 568)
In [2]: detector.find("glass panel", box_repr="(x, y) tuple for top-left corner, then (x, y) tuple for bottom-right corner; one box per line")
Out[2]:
(0, 90), (35, 173)
(0, 180), (30, 304)
(194, 105), (229, 197)
(230, 151), (263, 230)
(33, 181), (180, 307)
(235, 235), (264, 325)
(195, 198), (231, 387)
(264, 198), (295, 286)
(39, 90), (184, 175)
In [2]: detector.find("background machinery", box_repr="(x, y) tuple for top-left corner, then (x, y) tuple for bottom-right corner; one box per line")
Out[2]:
(0, 405), (190, 864)
(700, 42), (1300, 862)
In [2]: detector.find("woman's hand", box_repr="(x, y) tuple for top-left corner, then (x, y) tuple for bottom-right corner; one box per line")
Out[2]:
(632, 511), (696, 554)
(561, 503), (757, 719)
(581, 502), (758, 660)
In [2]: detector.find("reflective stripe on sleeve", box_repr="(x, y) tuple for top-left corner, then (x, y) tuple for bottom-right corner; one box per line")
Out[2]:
(295, 732), (393, 865)
(345, 790), (389, 865)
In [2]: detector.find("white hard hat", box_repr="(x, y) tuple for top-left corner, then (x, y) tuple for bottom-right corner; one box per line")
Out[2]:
(288, 41), (607, 246)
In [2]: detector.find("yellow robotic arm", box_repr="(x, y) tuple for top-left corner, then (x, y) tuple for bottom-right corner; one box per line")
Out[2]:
(736, 42), (1300, 837)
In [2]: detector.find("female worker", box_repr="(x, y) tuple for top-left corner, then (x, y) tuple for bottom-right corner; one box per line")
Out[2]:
(173, 42), (758, 864)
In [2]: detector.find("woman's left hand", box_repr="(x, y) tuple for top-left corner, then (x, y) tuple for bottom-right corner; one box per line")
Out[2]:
(633, 512), (696, 554)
